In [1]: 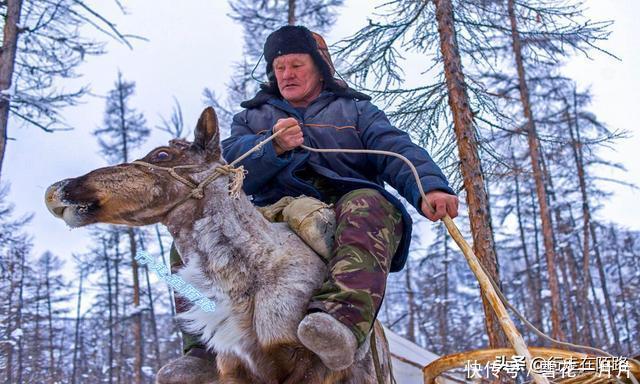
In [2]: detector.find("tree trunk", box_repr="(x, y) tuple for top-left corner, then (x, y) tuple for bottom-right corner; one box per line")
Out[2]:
(610, 226), (633, 354)
(103, 239), (114, 384)
(383, 298), (391, 325)
(566, 96), (621, 350)
(529, 189), (543, 282)
(54, 318), (67, 377)
(15, 251), (26, 384)
(507, 0), (564, 341)
(114, 71), (143, 381)
(564, 191), (595, 344)
(589, 223), (619, 349)
(78, 330), (86, 381)
(433, 0), (507, 348)
(589, 275), (607, 346)
(558, 247), (579, 343)
(564, 237), (592, 345)
(120, 294), (128, 383)
(144, 265), (161, 368)
(566, 101), (593, 318)
(565, 101), (594, 343)
(288, 0), (296, 25)
(440, 227), (450, 352)
(4, 249), (19, 384)
(34, 277), (42, 381)
(513, 157), (543, 335)
(404, 258), (416, 342)
(0, 0), (23, 180)
(135, 235), (162, 367)
(113, 230), (122, 384)
(563, 209), (602, 346)
(155, 224), (176, 317)
(127, 227), (143, 384)
(117, 73), (129, 163)
(71, 268), (84, 384)
(45, 257), (56, 381)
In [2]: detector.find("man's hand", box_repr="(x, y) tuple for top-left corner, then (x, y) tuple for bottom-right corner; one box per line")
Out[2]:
(421, 190), (459, 222)
(272, 117), (304, 155)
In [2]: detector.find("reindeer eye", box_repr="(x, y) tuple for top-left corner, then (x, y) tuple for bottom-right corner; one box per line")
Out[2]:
(154, 151), (171, 161)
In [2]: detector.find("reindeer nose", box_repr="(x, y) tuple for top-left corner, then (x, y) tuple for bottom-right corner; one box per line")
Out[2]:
(45, 181), (69, 218)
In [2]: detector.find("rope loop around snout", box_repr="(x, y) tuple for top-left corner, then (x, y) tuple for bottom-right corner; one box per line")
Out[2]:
(130, 160), (246, 201)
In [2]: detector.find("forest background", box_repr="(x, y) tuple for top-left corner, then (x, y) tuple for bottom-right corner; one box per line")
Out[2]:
(1, 0), (638, 383)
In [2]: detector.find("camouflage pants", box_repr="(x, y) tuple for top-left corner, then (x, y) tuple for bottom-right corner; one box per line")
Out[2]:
(170, 188), (403, 352)
(308, 188), (403, 345)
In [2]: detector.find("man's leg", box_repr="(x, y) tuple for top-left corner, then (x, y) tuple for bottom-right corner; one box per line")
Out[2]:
(156, 242), (218, 384)
(299, 188), (403, 370)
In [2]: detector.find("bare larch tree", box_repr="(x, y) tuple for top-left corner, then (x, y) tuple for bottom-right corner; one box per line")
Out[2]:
(93, 71), (149, 384)
(0, 0), (135, 180)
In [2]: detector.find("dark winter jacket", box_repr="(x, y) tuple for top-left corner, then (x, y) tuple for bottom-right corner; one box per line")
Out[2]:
(221, 90), (455, 272)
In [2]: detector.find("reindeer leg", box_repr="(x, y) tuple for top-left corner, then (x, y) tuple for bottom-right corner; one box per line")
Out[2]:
(279, 348), (328, 384)
(217, 354), (271, 384)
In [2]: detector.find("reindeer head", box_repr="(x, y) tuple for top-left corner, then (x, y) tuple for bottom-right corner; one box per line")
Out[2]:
(45, 107), (223, 228)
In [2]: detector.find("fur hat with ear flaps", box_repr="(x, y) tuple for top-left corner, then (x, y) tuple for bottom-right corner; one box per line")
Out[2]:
(240, 25), (370, 109)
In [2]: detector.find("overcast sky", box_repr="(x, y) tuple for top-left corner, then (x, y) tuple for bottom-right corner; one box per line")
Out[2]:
(4, 0), (639, 268)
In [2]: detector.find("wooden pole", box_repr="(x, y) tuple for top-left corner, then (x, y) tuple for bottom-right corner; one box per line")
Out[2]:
(440, 216), (549, 384)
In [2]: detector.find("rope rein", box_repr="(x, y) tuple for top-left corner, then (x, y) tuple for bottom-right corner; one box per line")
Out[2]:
(131, 125), (637, 384)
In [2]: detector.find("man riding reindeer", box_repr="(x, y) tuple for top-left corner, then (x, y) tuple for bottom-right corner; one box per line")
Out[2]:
(157, 25), (458, 384)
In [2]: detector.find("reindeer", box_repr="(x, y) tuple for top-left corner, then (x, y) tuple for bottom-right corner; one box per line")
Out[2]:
(45, 107), (392, 384)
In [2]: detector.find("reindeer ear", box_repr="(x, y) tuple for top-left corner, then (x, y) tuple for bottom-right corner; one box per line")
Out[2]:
(193, 107), (221, 159)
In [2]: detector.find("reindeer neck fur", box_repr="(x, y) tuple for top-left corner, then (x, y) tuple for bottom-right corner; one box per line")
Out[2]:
(162, 173), (279, 295)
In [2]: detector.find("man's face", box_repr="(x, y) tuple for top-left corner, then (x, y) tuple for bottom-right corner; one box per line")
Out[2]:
(273, 53), (323, 108)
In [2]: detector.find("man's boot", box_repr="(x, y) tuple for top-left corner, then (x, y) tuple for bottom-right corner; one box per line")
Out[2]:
(156, 347), (218, 384)
(297, 312), (357, 371)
